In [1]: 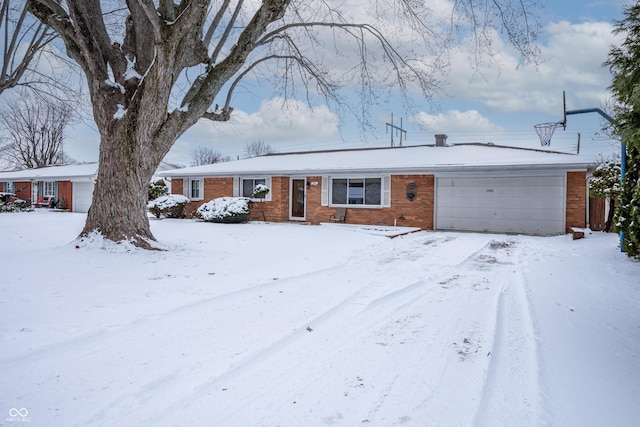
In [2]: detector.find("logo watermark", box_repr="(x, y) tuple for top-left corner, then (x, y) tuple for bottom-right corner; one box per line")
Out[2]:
(6, 408), (31, 423)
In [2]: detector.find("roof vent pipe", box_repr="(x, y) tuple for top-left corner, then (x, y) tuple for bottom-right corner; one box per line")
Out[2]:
(435, 134), (448, 147)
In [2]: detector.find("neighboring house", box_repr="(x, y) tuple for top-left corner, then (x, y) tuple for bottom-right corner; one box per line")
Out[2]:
(0, 163), (98, 213)
(160, 142), (596, 235)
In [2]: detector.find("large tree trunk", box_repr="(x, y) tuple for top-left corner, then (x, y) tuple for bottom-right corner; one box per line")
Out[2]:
(80, 120), (160, 249)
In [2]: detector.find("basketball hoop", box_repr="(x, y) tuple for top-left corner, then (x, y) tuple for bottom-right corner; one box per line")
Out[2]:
(534, 122), (564, 147)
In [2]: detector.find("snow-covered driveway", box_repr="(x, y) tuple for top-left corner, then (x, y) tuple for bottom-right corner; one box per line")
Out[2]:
(0, 212), (638, 426)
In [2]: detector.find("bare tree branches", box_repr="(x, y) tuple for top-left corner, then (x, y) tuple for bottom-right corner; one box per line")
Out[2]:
(0, 0), (57, 95)
(0, 91), (74, 169)
(22, 0), (541, 247)
(244, 140), (274, 158)
(190, 146), (229, 166)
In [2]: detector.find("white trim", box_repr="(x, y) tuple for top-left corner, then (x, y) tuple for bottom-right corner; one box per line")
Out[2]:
(321, 176), (329, 206)
(233, 177), (239, 197)
(382, 175), (391, 207)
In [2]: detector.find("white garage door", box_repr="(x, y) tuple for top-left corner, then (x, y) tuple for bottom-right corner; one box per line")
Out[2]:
(435, 175), (566, 235)
(73, 181), (94, 213)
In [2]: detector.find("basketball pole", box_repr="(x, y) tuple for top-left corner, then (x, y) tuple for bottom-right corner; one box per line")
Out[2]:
(563, 91), (627, 252)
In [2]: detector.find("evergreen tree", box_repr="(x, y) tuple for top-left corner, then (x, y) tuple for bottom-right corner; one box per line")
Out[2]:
(148, 180), (168, 201)
(604, 2), (640, 257)
(590, 161), (621, 232)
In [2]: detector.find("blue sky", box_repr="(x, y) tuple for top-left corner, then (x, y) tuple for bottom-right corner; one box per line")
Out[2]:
(58, 0), (629, 165)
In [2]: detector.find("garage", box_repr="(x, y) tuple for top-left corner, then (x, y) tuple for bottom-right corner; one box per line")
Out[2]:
(435, 174), (566, 235)
(72, 181), (94, 213)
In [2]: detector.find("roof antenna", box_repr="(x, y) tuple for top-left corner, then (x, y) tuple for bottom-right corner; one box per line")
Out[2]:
(386, 113), (407, 147)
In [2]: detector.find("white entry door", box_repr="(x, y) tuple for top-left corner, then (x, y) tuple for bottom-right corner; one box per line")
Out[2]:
(435, 174), (566, 235)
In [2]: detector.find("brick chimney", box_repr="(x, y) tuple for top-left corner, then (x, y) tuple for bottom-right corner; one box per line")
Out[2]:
(435, 134), (448, 147)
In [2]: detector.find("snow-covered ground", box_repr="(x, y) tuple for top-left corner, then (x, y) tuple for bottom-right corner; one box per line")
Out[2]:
(1, 211), (638, 427)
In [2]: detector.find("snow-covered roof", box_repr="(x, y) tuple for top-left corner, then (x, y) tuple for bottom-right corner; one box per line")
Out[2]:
(160, 143), (595, 177)
(0, 163), (98, 181)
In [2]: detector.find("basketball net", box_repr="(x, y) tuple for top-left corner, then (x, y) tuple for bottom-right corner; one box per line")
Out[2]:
(534, 122), (563, 147)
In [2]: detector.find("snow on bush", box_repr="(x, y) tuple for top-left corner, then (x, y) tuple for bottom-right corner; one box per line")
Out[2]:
(252, 183), (269, 198)
(197, 197), (251, 223)
(147, 194), (189, 218)
(0, 199), (33, 213)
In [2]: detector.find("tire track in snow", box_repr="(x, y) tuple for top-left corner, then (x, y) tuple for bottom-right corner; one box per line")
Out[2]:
(143, 234), (521, 426)
(473, 243), (540, 427)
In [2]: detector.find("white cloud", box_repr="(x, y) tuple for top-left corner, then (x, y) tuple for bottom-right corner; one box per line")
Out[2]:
(166, 98), (340, 163)
(444, 20), (622, 113)
(412, 109), (503, 133)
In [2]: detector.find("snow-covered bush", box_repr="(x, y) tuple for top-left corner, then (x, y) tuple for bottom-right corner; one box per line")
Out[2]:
(15, 199), (31, 212)
(0, 199), (33, 213)
(147, 194), (189, 218)
(252, 183), (269, 199)
(148, 179), (169, 201)
(196, 197), (251, 223)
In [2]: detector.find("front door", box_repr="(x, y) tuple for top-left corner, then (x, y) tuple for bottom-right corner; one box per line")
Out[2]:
(291, 179), (306, 219)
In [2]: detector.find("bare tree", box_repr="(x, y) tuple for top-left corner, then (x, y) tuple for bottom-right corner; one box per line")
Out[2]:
(190, 146), (229, 166)
(244, 140), (274, 158)
(0, 92), (74, 169)
(0, 0), (57, 95)
(27, 1), (540, 248)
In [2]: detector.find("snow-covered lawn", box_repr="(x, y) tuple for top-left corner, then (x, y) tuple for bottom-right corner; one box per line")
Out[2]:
(1, 211), (638, 427)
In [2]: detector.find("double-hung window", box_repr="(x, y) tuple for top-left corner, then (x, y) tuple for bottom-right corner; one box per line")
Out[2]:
(241, 178), (271, 200)
(331, 177), (382, 206)
(43, 181), (56, 197)
(186, 178), (203, 200)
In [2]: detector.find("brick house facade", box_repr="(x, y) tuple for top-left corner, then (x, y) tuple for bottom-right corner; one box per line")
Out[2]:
(163, 144), (592, 235)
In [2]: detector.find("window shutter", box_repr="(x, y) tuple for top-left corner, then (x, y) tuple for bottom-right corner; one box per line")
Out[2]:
(321, 176), (329, 206)
(183, 179), (188, 197)
(233, 177), (239, 197)
(266, 177), (272, 201)
(382, 175), (391, 207)
(54, 181), (59, 198)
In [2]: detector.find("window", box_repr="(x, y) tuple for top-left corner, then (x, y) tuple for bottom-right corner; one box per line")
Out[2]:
(331, 178), (382, 206)
(43, 181), (56, 197)
(3, 182), (14, 193)
(241, 178), (271, 200)
(187, 178), (202, 200)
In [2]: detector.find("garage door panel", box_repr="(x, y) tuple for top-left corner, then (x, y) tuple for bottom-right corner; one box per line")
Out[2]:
(437, 205), (563, 221)
(437, 194), (563, 209)
(437, 217), (563, 234)
(437, 187), (564, 200)
(435, 175), (565, 235)
(73, 182), (94, 213)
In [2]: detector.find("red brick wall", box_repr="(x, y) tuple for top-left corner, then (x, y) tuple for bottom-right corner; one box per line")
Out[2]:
(168, 172), (582, 234)
(14, 181), (32, 204)
(57, 181), (73, 211)
(305, 175), (434, 229)
(170, 178), (183, 196)
(248, 176), (290, 222)
(566, 171), (587, 232)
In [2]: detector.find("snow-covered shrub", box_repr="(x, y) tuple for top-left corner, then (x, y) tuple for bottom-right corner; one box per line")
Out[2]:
(252, 183), (269, 199)
(148, 179), (169, 201)
(0, 199), (33, 213)
(196, 197), (251, 223)
(147, 194), (189, 218)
